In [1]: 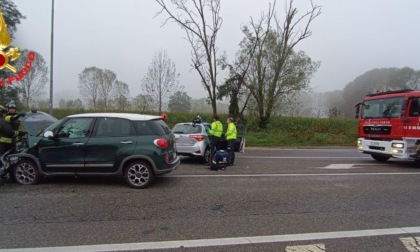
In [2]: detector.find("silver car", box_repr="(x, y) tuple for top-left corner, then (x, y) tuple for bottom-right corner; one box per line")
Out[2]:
(172, 122), (212, 163)
(172, 119), (246, 164)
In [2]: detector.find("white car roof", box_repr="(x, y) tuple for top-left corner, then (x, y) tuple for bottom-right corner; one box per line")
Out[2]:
(67, 113), (162, 121)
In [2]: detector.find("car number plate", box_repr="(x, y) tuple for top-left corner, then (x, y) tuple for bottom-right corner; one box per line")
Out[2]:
(370, 141), (380, 146)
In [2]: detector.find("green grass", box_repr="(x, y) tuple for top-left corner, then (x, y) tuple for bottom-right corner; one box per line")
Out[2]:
(45, 109), (358, 147)
(245, 117), (357, 147)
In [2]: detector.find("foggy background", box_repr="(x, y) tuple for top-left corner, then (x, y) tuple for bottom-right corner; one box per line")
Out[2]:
(11, 0), (420, 103)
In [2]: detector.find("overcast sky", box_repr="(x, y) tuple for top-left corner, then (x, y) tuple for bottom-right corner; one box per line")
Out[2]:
(10, 0), (420, 103)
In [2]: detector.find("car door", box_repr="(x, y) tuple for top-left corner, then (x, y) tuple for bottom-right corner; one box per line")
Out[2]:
(83, 117), (137, 173)
(235, 124), (246, 153)
(38, 117), (94, 173)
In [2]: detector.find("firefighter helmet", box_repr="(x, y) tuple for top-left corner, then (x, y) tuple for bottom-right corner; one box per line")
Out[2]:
(7, 102), (16, 109)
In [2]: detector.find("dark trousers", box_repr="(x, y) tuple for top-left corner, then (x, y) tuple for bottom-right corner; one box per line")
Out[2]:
(227, 139), (236, 165)
(210, 136), (221, 157)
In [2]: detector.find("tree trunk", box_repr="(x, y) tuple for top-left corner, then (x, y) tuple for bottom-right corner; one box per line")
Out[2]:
(258, 115), (269, 129)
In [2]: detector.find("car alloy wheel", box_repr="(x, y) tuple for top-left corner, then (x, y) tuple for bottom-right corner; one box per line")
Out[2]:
(13, 159), (41, 185)
(124, 161), (154, 189)
(202, 147), (211, 164)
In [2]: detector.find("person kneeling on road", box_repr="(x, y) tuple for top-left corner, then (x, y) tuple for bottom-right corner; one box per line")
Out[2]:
(209, 149), (229, 171)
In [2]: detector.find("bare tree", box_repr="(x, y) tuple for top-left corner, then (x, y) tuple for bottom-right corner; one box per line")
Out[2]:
(141, 49), (180, 113)
(155, 0), (222, 114)
(98, 68), (116, 111)
(217, 8), (274, 123)
(132, 94), (154, 113)
(15, 50), (48, 107)
(58, 98), (84, 109)
(113, 80), (130, 111)
(239, 0), (321, 129)
(78, 66), (100, 110)
(33, 98), (50, 109)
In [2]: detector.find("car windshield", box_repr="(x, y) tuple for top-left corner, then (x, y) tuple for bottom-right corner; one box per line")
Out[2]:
(172, 124), (202, 134)
(362, 97), (405, 119)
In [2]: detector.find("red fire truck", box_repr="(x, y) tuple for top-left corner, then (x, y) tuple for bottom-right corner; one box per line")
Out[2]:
(356, 89), (420, 162)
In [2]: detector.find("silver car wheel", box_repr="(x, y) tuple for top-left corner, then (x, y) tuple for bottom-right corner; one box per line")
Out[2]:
(203, 148), (211, 163)
(125, 162), (153, 188)
(14, 161), (39, 185)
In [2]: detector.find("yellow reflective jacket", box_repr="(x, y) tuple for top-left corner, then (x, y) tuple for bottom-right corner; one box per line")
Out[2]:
(208, 120), (223, 137)
(226, 122), (237, 140)
(0, 118), (16, 144)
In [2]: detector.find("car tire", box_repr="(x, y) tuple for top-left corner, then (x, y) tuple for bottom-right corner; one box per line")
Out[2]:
(124, 161), (154, 189)
(12, 159), (41, 185)
(202, 147), (211, 164)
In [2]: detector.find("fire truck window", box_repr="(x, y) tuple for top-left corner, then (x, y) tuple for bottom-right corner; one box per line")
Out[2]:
(383, 102), (402, 118)
(409, 99), (420, 117)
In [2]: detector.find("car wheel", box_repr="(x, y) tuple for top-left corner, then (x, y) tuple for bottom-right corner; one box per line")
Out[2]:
(124, 161), (154, 189)
(202, 147), (211, 164)
(12, 159), (41, 185)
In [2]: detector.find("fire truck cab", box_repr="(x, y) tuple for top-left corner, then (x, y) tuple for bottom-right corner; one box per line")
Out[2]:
(356, 89), (420, 162)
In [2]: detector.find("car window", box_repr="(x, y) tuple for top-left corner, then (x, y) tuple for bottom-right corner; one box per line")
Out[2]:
(172, 124), (202, 134)
(133, 119), (171, 136)
(96, 117), (134, 137)
(57, 117), (93, 138)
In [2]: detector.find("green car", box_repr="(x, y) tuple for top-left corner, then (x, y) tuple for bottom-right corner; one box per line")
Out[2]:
(6, 113), (180, 189)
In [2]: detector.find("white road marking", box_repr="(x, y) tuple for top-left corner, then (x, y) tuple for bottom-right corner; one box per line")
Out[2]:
(167, 172), (420, 178)
(323, 164), (358, 169)
(400, 237), (420, 251)
(2, 227), (420, 252)
(317, 164), (379, 169)
(241, 156), (370, 159)
(286, 243), (326, 252)
(244, 148), (356, 151)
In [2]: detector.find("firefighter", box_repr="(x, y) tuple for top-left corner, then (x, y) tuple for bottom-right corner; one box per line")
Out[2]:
(5, 102), (25, 130)
(0, 105), (26, 156)
(0, 105), (27, 177)
(0, 105), (16, 156)
(0, 103), (26, 155)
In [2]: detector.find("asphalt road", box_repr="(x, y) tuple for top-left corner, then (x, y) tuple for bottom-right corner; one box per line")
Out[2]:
(1, 147), (420, 252)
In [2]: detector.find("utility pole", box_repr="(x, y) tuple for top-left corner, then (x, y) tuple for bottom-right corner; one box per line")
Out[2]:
(49, 0), (54, 115)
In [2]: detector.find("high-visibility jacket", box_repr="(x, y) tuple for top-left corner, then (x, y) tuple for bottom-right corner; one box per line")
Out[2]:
(4, 114), (17, 123)
(208, 120), (223, 137)
(226, 122), (237, 140)
(0, 118), (16, 144)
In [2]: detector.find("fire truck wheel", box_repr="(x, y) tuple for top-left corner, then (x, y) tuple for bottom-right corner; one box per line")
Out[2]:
(370, 154), (390, 162)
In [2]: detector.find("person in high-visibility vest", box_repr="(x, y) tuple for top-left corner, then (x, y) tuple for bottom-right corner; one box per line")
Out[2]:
(5, 102), (25, 130)
(0, 105), (16, 156)
(225, 116), (237, 166)
(0, 104), (26, 153)
(206, 114), (223, 165)
(0, 105), (27, 177)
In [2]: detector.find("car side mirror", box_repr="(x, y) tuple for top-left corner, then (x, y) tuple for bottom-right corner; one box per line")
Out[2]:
(43, 130), (55, 139)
